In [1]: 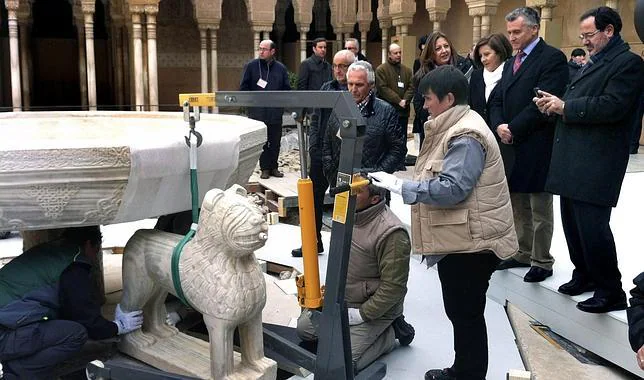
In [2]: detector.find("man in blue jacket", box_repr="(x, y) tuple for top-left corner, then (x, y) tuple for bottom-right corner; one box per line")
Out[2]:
(240, 39), (292, 179)
(0, 226), (143, 379)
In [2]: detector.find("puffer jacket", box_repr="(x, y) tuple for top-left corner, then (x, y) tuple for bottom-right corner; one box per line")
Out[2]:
(322, 91), (406, 186)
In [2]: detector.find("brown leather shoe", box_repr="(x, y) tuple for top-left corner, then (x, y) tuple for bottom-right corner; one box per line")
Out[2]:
(260, 170), (270, 179)
(270, 169), (284, 178)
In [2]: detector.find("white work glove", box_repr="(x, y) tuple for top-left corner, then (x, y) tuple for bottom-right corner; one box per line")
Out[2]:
(114, 304), (144, 335)
(368, 171), (404, 195)
(347, 308), (364, 326)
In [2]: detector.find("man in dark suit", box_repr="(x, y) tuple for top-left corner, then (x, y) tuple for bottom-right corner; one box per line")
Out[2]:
(536, 6), (644, 313)
(489, 7), (568, 283)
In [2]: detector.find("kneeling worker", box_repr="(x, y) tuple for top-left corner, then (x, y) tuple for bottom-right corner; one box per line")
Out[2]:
(296, 184), (415, 371)
(0, 226), (143, 379)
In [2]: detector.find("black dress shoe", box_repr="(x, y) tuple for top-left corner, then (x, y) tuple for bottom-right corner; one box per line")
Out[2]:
(576, 294), (627, 313)
(523, 266), (553, 282)
(291, 242), (324, 257)
(558, 278), (596, 296)
(496, 258), (531, 270)
(260, 170), (270, 179)
(270, 169), (284, 178)
(425, 368), (456, 380)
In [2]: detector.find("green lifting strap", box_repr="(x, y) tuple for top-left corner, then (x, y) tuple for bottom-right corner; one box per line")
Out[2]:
(171, 228), (195, 308)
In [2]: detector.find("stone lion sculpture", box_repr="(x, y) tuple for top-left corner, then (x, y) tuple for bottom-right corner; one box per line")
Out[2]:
(118, 184), (277, 380)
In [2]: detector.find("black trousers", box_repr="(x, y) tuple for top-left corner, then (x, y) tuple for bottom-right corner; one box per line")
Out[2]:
(309, 158), (329, 244)
(0, 320), (88, 379)
(560, 197), (624, 298)
(259, 123), (282, 170)
(437, 251), (500, 380)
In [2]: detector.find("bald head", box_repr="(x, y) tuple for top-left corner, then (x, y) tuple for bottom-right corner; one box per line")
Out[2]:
(388, 43), (402, 64)
(258, 39), (276, 61)
(332, 49), (356, 83)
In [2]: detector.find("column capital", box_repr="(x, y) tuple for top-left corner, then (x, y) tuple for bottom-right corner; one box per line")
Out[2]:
(4, 0), (19, 11)
(426, 0), (451, 21)
(197, 22), (220, 31)
(251, 23), (273, 33)
(525, 0), (558, 9)
(292, 0), (313, 27)
(464, 0), (500, 16)
(80, 0), (96, 14)
(128, 0), (160, 14)
(388, 0), (414, 27)
(296, 24), (310, 33)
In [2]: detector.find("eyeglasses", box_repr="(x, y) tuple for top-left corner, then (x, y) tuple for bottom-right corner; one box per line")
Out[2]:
(345, 46), (358, 51)
(578, 30), (601, 41)
(332, 64), (350, 70)
(258, 47), (271, 52)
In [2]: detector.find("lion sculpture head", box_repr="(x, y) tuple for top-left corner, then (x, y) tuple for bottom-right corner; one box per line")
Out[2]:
(199, 184), (268, 258)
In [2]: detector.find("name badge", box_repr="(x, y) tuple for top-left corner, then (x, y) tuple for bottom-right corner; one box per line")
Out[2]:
(397, 81), (404, 88)
(257, 79), (268, 88)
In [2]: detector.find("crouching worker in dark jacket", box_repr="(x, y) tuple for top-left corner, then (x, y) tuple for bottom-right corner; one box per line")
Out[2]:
(0, 226), (143, 379)
(296, 184), (415, 371)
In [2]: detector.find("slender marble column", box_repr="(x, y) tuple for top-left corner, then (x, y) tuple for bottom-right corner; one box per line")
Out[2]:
(84, 11), (97, 111)
(253, 31), (260, 58)
(472, 15), (481, 45)
(300, 31), (307, 62)
(200, 27), (208, 93)
(77, 23), (88, 109)
(146, 11), (158, 111)
(18, 21), (30, 110)
(210, 28), (219, 113)
(7, 7), (22, 111)
(381, 27), (389, 64)
(131, 12), (144, 111)
(400, 24), (408, 37)
(481, 15), (491, 38)
(360, 30), (367, 56)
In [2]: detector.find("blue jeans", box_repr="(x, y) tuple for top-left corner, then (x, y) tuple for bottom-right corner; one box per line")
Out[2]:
(0, 320), (88, 379)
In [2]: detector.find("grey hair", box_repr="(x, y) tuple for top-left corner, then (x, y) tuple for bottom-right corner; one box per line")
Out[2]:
(347, 61), (375, 85)
(505, 7), (540, 27)
(334, 49), (356, 63)
(345, 37), (360, 49)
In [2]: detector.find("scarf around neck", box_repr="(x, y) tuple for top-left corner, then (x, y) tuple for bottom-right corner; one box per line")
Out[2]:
(482, 62), (504, 102)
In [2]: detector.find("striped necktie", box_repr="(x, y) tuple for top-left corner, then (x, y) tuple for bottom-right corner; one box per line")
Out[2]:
(513, 51), (526, 74)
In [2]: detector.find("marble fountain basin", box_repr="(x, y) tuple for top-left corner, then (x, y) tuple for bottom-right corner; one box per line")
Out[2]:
(0, 111), (266, 231)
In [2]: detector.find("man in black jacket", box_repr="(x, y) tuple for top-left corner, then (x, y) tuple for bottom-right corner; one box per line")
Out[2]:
(489, 7), (568, 283)
(240, 40), (292, 179)
(0, 227), (143, 379)
(297, 37), (332, 92)
(292, 49), (355, 257)
(322, 61), (406, 187)
(536, 6), (644, 313)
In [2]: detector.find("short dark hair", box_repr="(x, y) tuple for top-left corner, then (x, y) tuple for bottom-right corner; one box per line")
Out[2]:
(366, 183), (387, 199)
(313, 37), (327, 47)
(580, 6), (623, 34)
(62, 226), (102, 247)
(473, 33), (513, 66)
(571, 48), (586, 57)
(419, 65), (468, 105)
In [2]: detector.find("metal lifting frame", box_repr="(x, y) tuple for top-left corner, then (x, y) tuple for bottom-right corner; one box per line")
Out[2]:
(209, 91), (384, 380)
(88, 91), (385, 380)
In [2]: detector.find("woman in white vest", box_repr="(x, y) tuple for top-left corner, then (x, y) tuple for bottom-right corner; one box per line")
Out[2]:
(369, 66), (518, 380)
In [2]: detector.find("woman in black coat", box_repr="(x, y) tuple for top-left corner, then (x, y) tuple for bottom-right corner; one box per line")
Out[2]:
(468, 33), (513, 176)
(411, 32), (472, 148)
